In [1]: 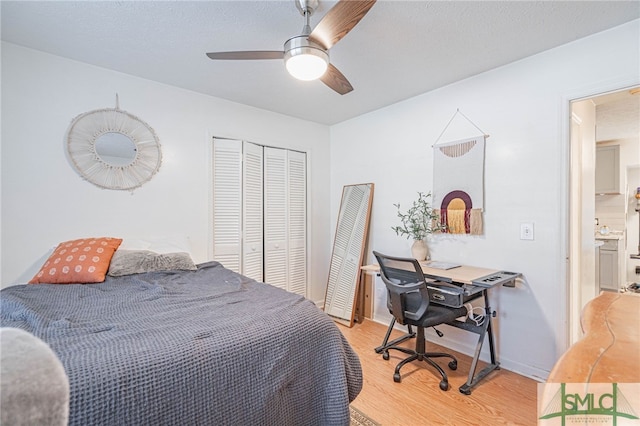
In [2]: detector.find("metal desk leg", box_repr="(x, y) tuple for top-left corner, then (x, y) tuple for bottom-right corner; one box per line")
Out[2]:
(374, 318), (416, 354)
(458, 290), (500, 395)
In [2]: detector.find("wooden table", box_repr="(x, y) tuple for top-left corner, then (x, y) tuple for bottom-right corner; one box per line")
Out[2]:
(418, 261), (500, 284)
(539, 292), (639, 423)
(547, 291), (640, 383)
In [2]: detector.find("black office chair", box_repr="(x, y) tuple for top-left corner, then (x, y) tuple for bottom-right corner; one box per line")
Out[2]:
(373, 251), (468, 391)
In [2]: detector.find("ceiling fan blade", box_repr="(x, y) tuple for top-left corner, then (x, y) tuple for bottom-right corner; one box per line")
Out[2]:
(320, 64), (353, 95)
(308, 0), (376, 50)
(206, 51), (284, 60)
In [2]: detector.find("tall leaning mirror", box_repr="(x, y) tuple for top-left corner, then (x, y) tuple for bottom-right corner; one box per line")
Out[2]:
(324, 183), (374, 327)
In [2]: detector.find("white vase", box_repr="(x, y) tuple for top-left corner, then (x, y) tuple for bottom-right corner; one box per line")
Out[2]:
(411, 239), (429, 261)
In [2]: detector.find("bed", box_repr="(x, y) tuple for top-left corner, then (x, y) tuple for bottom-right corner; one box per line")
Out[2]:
(1, 256), (362, 425)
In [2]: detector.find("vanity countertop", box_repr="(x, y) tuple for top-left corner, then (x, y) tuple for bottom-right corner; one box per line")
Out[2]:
(595, 234), (624, 240)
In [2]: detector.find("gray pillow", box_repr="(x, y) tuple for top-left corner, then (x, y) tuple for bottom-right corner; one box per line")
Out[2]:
(108, 250), (197, 277)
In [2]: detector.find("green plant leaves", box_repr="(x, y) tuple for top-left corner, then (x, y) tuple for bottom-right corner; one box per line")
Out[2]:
(391, 191), (445, 240)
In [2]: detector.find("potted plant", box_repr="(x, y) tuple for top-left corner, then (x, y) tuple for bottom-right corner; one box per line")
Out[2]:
(391, 191), (445, 260)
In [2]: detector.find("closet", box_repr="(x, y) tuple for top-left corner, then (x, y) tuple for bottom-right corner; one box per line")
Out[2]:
(212, 138), (307, 296)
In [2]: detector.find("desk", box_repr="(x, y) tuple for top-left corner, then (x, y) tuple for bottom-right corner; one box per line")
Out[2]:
(362, 261), (520, 395)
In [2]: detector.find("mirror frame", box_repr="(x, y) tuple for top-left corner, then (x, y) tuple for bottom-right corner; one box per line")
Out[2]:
(324, 183), (374, 327)
(66, 108), (162, 191)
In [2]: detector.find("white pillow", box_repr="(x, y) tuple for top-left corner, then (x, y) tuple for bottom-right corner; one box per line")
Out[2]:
(118, 235), (192, 256)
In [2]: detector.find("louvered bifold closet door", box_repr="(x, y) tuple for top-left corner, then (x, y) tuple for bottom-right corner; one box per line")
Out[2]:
(264, 147), (288, 290)
(213, 140), (306, 295)
(325, 185), (369, 318)
(242, 141), (264, 282)
(286, 150), (307, 296)
(212, 138), (242, 272)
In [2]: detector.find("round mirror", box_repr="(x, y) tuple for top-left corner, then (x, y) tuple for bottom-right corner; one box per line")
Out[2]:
(95, 132), (137, 167)
(66, 108), (162, 191)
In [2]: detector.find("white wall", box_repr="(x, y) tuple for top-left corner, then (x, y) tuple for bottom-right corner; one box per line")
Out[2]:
(0, 42), (332, 303)
(3, 19), (639, 382)
(329, 20), (640, 380)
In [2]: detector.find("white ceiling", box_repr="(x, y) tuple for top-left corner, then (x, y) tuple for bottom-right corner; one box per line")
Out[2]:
(2, 1), (639, 125)
(593, 89), (640, 142)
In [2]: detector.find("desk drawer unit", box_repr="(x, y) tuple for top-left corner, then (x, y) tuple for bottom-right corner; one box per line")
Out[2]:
(426, 281), (484, 308)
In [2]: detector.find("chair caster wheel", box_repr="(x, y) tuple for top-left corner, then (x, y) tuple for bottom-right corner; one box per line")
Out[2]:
(439, 380), (449, 391)
(393, 373), (401, 383)
(448, 360), (457, 370)
(382, 351), (390, 361)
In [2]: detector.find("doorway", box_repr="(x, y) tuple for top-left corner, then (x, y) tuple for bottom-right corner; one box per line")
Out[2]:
(569, 86), (640, 345)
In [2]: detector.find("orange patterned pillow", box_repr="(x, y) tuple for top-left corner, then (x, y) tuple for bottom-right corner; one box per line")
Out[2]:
(29, 237), (123, 284)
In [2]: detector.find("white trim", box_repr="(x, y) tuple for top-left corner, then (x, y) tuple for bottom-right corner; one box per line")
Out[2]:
(560, 76), (640, 355)
(206, 131), (214, 262)
(570, 112), (582, 125)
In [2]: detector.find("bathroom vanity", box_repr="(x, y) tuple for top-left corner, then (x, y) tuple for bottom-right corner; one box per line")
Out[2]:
(596, 234), (625, 292)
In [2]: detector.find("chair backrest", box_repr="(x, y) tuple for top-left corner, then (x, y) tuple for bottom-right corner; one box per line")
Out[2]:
(373, 251), (430, 324)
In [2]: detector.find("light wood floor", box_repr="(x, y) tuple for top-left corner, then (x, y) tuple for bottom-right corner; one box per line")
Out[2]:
(339, 319), (539, 426)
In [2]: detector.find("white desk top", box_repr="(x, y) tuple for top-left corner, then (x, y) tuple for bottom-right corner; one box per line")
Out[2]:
(362, 262), (500, 285)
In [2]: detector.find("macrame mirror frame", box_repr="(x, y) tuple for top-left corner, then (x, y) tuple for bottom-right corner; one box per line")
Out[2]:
(66, 97), (162, 191)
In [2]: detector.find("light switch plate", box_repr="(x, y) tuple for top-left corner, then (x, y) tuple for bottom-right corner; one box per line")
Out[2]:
(520, 223), (534, 240)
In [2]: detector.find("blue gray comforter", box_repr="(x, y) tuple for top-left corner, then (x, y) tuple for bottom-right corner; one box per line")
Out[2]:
(1, 261), (362, 425)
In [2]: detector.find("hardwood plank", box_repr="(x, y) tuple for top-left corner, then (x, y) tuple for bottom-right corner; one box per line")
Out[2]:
(339, 319), (539, 425)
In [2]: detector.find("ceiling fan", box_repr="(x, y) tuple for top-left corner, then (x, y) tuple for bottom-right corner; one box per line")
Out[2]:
(206, 0), (376, 95)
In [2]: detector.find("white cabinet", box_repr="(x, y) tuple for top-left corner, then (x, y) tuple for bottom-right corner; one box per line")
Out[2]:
(595, 145), (620, 194)
(599, 248), (618, 291)
(598, 238), (623, 292)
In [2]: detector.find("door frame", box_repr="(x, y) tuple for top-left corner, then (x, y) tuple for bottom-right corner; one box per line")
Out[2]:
(562, 77), (639, 350)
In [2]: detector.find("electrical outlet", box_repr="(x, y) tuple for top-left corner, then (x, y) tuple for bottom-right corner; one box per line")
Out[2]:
(520, 223), (534, 240)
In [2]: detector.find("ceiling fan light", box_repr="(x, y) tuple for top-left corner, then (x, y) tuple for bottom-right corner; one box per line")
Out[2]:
(284, 37), (329, 81)
(286, 51), (328, 81)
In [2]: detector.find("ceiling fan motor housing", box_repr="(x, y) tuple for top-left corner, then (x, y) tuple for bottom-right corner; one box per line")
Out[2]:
(295, 0), (319, 17)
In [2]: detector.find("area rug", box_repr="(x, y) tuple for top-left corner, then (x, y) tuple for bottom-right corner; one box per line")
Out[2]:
(350, 406), (381, 426)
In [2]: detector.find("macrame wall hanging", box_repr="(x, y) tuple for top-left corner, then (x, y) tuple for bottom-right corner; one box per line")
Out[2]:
(432, 109), (487, 235)
(66, 94), (162, 191)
